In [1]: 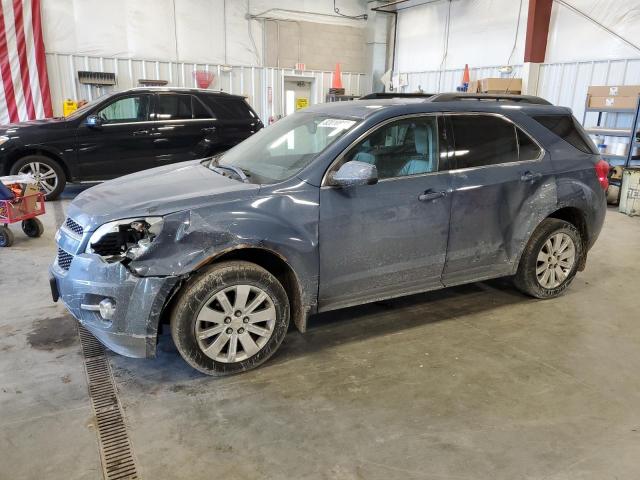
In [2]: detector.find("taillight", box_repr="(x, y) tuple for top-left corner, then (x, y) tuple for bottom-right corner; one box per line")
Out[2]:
(595, 159), (610, 190)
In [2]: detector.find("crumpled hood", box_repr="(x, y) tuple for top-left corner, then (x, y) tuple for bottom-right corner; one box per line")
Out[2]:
(67, 160), (260, 230)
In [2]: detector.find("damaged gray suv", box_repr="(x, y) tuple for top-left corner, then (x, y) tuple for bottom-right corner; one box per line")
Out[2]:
(50, 93), (608, 375)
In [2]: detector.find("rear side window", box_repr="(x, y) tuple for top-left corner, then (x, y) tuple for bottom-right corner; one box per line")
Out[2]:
(192, 96), (213, 119)
(201, 96), (255, 120)
(449, 115), (518, 168)
(517, 128), (543, 161)
(532, 115), (596, 154)
(156, 94), (192, 120)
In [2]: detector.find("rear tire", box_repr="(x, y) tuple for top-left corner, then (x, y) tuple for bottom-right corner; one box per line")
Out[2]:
(514, 218), (583, 299)
(10, 155), (66, 201)
(0, 226), (14, 247)
(170, 261), (290, 376)
(22, 218), (44, 238)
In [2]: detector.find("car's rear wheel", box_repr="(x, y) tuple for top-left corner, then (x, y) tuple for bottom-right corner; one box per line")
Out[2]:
(10, 155), (66, 201)
(514, 218), (583, 299)
(170, 261), (290, 376)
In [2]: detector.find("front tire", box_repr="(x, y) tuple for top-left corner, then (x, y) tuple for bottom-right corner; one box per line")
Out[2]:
(170, 261), (290, 376)
(514, 218), (583, 299)
(10, 155), (66, 201)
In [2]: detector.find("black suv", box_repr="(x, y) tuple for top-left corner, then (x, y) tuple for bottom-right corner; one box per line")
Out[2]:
(0, 88), (263, 199)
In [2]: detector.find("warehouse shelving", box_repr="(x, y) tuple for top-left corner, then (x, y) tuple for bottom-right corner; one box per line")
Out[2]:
(583, 94), (640, 167)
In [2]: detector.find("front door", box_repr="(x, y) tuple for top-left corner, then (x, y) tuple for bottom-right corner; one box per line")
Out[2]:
(76, 93), (154, 180)
(318, 115), (452, 311)
(151, 93), (217, 165)
(442, 113), (547, 285)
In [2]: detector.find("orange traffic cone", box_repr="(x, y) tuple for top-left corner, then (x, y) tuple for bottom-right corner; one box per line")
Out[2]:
(462, 64), (470, 85)
(332, 63), (343, 90)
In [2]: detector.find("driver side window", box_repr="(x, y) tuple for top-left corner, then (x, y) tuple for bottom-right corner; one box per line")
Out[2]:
(344, 116), (438, 179)
(96, 95), (150, 124)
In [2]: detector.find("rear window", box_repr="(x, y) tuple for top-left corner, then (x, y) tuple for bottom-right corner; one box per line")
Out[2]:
(532, 115), (597, 154)
(201, 95), (255, 120)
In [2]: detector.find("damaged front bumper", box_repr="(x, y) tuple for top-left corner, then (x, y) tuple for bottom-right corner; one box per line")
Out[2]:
(50, 255), (178, 358)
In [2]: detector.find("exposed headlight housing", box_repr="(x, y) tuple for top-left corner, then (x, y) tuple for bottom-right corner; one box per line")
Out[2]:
(86, 217), (163, 262)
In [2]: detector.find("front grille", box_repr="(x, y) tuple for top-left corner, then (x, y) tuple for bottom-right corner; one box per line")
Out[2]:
(57, 248), (73, 270)
(64, 217), (84, 236)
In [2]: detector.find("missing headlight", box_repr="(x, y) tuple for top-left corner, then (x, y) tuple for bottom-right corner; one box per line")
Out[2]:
(87, 217), (163, 262)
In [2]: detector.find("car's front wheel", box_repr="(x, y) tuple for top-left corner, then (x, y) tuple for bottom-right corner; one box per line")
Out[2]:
(514, 218), (583, 298)
(10, 155), (66, 201)
(170, 261), (290, 376)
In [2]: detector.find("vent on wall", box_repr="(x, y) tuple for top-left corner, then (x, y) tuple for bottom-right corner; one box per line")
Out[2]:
(78, 71), (116, 86)
(138, 79), (168, 86)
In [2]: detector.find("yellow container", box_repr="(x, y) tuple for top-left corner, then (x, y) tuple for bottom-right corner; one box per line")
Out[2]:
(63, 99), (78, 116)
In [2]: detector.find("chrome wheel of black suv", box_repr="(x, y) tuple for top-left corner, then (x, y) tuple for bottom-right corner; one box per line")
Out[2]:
(514, 219), (583, 299)
(10, 155), (66, 200)
(171, 261), (290, 376)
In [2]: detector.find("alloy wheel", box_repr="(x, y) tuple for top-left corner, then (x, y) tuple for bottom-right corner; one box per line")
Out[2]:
(535, 232), (576, 289)
(18, 161), (58, 196)
(195, 284), (277, 363)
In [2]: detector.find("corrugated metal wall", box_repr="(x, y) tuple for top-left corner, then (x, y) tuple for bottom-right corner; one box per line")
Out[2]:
(402, 58), (640, 126)
(45, 52), (367, 121)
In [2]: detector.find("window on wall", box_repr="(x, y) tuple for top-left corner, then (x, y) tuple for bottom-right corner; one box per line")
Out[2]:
(449, 115), (519, 168)
(96, 95), (150, 124)
(343, 116), (439, 179)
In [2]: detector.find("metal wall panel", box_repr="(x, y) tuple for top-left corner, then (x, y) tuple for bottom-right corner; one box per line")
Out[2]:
(45, 53), (367, 121)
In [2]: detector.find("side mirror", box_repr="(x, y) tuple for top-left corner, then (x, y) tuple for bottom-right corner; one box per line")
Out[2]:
(85, 115), (103, 128)
(327, 160), (378, 187)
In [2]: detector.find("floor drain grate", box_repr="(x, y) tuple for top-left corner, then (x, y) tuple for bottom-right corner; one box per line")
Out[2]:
(78, 326), (139, 480)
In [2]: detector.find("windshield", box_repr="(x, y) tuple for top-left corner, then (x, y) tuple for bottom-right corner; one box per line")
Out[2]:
(65, 94), (111, 120)
(216, 113), (358, 184)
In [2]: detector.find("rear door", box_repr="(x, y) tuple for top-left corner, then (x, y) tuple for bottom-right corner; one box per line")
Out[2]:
(76, 93), (154, 179)
(442, 113), (547, 285)
(151, 93), (217, 165)
(200, 95), (262, 149)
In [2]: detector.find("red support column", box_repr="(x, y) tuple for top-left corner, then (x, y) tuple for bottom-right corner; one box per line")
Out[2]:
(524, 0), (553, 63)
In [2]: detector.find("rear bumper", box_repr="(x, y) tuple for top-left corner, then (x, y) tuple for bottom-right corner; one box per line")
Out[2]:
(50, 255), (178, 358)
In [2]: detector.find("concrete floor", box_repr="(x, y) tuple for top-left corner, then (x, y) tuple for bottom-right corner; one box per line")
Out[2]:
(1, 188), (640, 480)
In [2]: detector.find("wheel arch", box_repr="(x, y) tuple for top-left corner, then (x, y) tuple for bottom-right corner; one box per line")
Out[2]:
(546, 206), (589, 270)
(5, 147), (72, 180)
(175, 246), (309, 333)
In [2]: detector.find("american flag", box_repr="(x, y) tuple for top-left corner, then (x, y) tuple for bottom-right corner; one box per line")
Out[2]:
(0, 0), (52, 124)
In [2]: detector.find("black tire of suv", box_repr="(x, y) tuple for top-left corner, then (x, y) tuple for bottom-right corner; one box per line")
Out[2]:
(170, 261), (290, 376)
(10, 155), (66, 201)
(514, 218), (583, 299)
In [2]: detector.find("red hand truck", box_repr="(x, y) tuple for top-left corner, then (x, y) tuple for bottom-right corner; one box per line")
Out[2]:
(0, 192), (46, 247)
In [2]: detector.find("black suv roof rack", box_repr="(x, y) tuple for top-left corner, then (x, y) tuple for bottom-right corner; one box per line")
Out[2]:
(360, 92), (436, 100)
(429, 93), (552, 105)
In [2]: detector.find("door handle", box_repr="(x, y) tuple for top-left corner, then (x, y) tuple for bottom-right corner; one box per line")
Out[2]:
(132, 130), (149, 135)
(201, 126), (217, 133)
(521, 171), (542, 182)
(418, 190), (446, 202)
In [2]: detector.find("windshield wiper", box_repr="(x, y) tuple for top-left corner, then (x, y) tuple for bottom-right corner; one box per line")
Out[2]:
(211, 164), (250, 183)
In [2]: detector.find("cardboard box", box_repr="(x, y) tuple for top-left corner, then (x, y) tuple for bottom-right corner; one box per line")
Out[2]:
(478, 77), (522, 93)
(588, 96), (638, 110)
(588, 85), (640, 97)
(467, 80), (479, 93)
